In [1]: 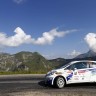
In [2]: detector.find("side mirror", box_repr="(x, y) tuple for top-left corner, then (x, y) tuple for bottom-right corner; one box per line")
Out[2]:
(74, 68), (77, 70)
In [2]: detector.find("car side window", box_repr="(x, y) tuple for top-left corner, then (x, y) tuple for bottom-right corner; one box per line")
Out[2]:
(89, 62), (96, 68)
(74, 62), (88, 69)
(65, 64), (74, 70)
(66, 62), (88, 70)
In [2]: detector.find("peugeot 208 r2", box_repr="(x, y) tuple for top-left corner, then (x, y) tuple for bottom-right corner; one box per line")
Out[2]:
(45, 60), (96, 88)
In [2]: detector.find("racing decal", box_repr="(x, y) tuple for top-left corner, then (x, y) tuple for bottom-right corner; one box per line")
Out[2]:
(78, 70), (86, 74)
(90, 69), (96, 75)
(74, 75), (79, 80)
(82, 77), (84, 80)
(92, 71), (96, 75)
(88, 68), (96, 75)
(66, 72), (73, 81)
(74, 77), (79, 80)
(67, 70), (73, 73)
(55, 72), (62, 75)
(88, 68), (96, 71)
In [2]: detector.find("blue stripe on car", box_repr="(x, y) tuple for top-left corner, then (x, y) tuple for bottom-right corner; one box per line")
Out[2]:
(66, 72), (73, 81)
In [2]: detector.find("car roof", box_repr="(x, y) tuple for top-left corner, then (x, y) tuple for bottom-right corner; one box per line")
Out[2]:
(70, 60), (96, 64)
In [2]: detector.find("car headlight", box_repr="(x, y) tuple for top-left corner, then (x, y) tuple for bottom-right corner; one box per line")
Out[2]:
(46, 71), (63, 76)
(46, 71), (57, 76)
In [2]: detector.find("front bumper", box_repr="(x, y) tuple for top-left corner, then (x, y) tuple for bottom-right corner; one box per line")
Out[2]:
(45, 76), (54, 85)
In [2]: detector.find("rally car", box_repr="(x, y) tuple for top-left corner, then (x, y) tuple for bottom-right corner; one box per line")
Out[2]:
(45, 60), (96, 88)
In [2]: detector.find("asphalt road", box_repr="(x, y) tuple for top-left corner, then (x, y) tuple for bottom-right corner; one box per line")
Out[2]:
(0, 74), (96, 96)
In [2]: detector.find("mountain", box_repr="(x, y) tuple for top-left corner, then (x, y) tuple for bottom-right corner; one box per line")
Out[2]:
(49, 58), (67, 68)
(14, 51), (53, 73)
(0, 53), (17, 71)
(0, 51), (53, 73)
(75, 50), (96, 59)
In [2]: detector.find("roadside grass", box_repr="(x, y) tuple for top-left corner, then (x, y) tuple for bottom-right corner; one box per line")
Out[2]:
(0, 71), (47, 75)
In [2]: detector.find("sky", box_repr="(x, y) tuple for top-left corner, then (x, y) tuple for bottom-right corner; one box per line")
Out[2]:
(0, 0), (96, 59)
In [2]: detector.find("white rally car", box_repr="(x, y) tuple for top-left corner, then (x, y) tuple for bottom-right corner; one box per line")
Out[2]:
(45, 60), (96, 88)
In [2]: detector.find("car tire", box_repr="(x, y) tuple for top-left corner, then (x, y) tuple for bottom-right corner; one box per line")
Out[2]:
(55, 76), (65, 88)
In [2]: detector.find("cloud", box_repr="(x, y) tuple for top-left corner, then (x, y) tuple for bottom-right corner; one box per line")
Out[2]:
(68, 50), (81, 58)
(84, 33), (96, 52)
(33, 28), (77, 45)
(33, 28), (68, 45)
(0, 27), (77, 47)
(13, 0), (26, 4)
(0, 27), (32, 47)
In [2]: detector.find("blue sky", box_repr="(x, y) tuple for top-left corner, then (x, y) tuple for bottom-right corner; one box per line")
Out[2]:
(0, 0), (96, 59)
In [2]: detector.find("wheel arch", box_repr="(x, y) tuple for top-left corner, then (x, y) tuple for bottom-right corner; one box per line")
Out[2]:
(53, 75), (66, 86)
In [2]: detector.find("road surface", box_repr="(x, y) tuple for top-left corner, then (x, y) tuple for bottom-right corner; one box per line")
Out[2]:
(0, 74), (96, 96)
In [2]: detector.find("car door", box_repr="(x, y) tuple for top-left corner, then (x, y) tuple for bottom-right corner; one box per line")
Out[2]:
(65, 62), (90, 83)
(74, 62), (90, 82)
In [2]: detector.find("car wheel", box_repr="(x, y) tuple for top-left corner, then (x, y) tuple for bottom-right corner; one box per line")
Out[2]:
(55, 76), (65, 88)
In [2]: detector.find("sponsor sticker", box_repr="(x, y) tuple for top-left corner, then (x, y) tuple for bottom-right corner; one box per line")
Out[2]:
(66, 72), (73, 81)
(91, 70), (96, 75)
(78, 70), (86, 73)
(67, 70), (72, 73)
(74, 78), (79, 80)
(89, 68), (96, 75)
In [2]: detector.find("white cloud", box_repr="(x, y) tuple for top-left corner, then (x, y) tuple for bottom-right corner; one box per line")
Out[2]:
(33, 29), (77, 45)
(0, 27), (32, 47)
(84, 33), (96, 52)
(33, 28), (67, 45)
(0, 27), (77, 47)
(13, 0), (26, 4)
(68, 50), (81, 58)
